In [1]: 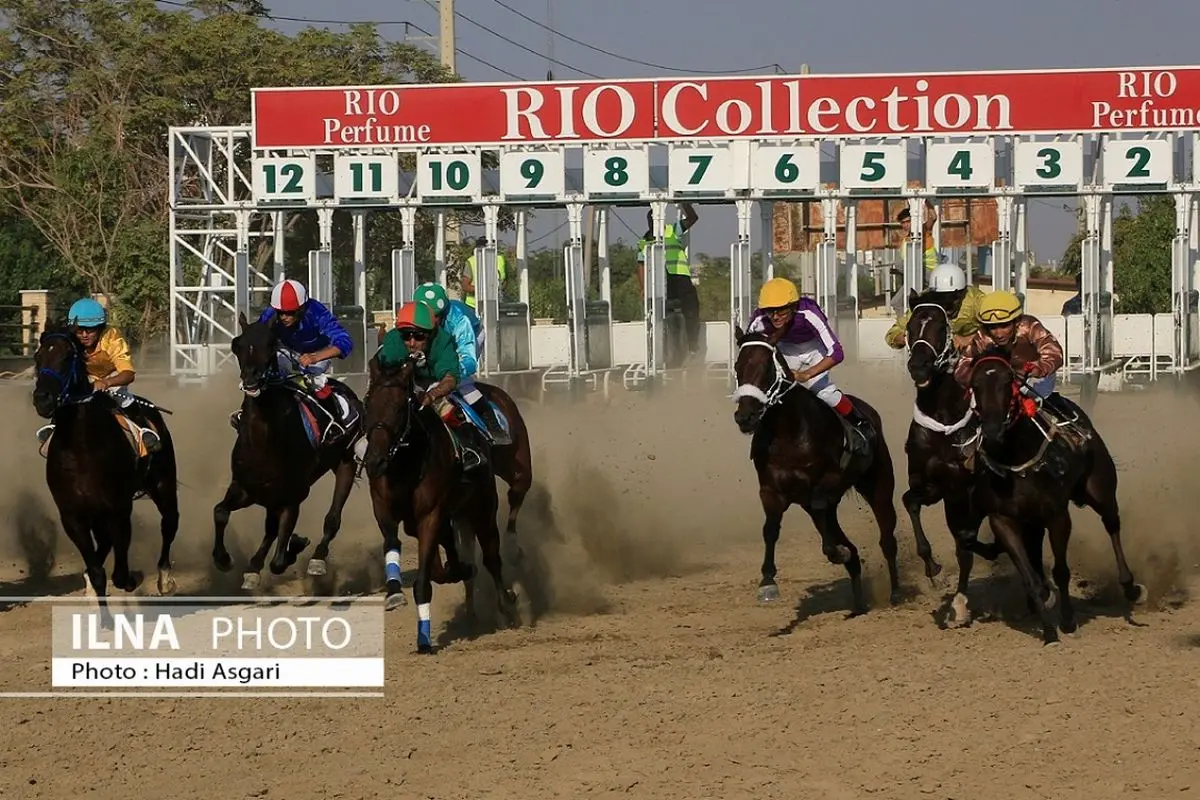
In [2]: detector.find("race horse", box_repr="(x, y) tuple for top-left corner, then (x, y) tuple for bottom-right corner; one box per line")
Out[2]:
(211, 312), (364, 589)
(968, 347), (1146, 645)
(469, 382), (533, 537)
(731, 325), (901, 616)
(32, 322), (180, 613)
(900, 289), (996, 625)
(362, 351), (520, 654)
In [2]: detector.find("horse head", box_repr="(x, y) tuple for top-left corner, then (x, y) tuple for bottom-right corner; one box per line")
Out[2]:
(231, 312), (281, 396)
(363, 351), (421, 480)
(968, 345), (1023, 445)
(731, 323), (791, 434)
(905, 288), (966, 388)
(32, 319), (89, 419)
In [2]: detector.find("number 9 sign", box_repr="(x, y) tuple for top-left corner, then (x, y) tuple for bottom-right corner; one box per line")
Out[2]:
(499, 150), (565, 200)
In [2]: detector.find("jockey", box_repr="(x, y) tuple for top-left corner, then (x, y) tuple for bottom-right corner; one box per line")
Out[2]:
(748, 277), (873, 437)
(953, 290), (1069, 415)
(229, 279), (355, 432)
(36, 297), (162, 453)
(885, 262), (985, 351)
(410, 281), (510, 445)
(380, 301), (488, 467)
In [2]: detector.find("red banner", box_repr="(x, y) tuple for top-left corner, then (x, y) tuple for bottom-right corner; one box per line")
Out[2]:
(251, 66), (1200, 149)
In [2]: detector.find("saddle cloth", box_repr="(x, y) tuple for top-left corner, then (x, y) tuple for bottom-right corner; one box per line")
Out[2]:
(38, 411), (158, 460)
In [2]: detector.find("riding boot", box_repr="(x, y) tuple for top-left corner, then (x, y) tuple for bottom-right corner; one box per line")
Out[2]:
(843, 404), (875, 440)
(469, 398), (511, 446)
(313, 386), (347, 442)
(123, 408), (163, 454)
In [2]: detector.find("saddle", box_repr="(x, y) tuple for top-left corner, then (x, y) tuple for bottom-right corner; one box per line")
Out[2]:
(284, 377), (361, 449)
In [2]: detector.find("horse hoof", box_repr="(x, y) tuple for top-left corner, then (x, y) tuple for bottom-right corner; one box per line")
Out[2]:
(157, 572), (177, 596)
(1043, 639), (1062, 648)
(1044, 586), (1059, 610)
(417, 643), (435, 655)
(1127, 582), (1148, 606)
(241, 573), (260, 591)
(269, 561), (289, 576)
(307, 559), (327, 577)
(1060, 619), (1078, 635)
(385, 592), (407, 610)
(889, 591), (903, 606)
(949, 593), (971, 628)
(757, 584), (780, 602)
(212, 551), (233, 573)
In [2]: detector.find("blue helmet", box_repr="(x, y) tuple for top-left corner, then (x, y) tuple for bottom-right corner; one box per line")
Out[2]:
(68, 298), (107, 329)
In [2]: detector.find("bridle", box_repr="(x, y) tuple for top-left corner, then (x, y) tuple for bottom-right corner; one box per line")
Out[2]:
(907, 302), (957, 373)
(363, 356), (422, 468)
(36, 332), (92, 409)
(732, 337), (796, 409)
(969, 354), (1036, 431)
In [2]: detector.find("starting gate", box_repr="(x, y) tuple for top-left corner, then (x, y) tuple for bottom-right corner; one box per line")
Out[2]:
(169, 64), (1200, 389)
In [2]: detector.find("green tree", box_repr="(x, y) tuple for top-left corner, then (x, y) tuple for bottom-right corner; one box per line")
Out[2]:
(1057, 196), (1174, 314)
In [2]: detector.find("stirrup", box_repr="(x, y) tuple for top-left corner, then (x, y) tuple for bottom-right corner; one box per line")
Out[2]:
(35, 424), (55, 444)
(461, 447), (484, 472)
(229, 410), (242, 431)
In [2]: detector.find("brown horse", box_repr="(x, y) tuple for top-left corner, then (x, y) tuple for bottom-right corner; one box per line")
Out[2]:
(211, 313), (363, 590)
(732, 325), (901, 616)
(465, 383), (533, 536)
(363, 351), (520, 654)
(32, 323), (180, 617)
(968, 348), (1145, 645)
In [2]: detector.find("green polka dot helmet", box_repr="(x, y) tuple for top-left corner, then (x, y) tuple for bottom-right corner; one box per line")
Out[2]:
(414, 282), (449, 315)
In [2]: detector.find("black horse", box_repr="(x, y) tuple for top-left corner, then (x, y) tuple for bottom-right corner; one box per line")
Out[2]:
(901, 289), (996, 625)
(211, 312), (363, 590)
(32, 322), (180, 612)
(968, 348), (1145, 645)
(731, 325), (901, 616)
(362, 352), (520, 653)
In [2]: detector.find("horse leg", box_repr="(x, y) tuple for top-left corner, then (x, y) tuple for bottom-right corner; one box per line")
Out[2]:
(269, 504), (306, 575)
(944, 496), (982, 627)
(857, 468), (901, 604)
(1079, 456), (1146, 605)
(372, 489), (407, 610)
(106, 513), (141, 593)
(308, 458), (357, 577)
(989, 515), (1059, 645)
(60, 511), (110, 620)
(243, 508), (281, 591)
(801, 500), (867, 616)
(903, 482), (943, 582)
(413, 512), (444, 654)
(470, 493), (519, 628)
(212, 480), (252, 572)
(1022, 524), (1049, 618)
(1047, 512), (1077, 634)
(145, 477), (180, 595)
(756, 488), (786, 602)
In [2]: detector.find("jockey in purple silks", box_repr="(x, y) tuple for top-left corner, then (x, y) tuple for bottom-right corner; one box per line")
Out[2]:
(745, 277), (873, 439)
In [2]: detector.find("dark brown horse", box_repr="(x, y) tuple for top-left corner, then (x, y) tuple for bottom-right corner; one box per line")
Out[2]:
(732, 326), (901, 616)
(968, 348), (1145, 645)
(901, 289), (996, 625)
(211, 312), (363, 590)
(32, 322), (180, 615)
(464, 384), (533, 536)
(363, 351), (519, 654)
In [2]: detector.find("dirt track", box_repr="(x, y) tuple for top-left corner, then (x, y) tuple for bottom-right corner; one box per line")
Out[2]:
(2, 365), (1200, 799)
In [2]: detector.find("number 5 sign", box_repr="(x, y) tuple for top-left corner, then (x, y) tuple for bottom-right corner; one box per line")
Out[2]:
(252, 156), (316, 204)
(839, 145), (906, 191)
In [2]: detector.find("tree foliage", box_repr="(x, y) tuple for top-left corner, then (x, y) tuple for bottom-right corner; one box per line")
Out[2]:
(1057, 196), (1175, 314)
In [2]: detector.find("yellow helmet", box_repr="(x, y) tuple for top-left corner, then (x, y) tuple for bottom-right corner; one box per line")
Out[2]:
(976, 290), (1023, 325)
(758, 277), (800, 309)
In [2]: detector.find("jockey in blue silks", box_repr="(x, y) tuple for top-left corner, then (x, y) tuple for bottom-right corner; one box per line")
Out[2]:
(229, 278), (358, 439)
(412, 282), (510, 445)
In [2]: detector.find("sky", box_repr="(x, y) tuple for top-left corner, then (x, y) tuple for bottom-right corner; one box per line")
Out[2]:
(193, 0), (1200, 264)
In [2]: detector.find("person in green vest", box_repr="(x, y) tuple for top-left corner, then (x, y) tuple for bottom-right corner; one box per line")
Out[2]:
(637, 202), (701, 359)
(896, 200), (941, 272)
(463, 236), (508, 312)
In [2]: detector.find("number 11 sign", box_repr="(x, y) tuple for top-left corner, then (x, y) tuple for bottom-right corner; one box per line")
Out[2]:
(333, 155), (399, 202)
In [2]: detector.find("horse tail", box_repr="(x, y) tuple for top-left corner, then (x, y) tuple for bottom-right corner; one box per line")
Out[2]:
(478, 381), (533, 534)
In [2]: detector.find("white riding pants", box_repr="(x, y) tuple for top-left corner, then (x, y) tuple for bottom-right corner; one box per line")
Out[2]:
(778, 342), (843, 408)
(276, 352), (331, 390)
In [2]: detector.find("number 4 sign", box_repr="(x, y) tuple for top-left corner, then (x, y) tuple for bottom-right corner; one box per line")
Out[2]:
(926, 143), (995, 189)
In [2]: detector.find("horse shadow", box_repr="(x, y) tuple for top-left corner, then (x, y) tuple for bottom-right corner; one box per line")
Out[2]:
(928, 569), (1149, 640)
(768, 578), (860, 637)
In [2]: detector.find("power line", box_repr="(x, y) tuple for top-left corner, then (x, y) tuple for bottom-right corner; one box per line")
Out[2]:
(415, 0), (602, 79)
(488, 0), (783, 75)
(154, 0), (527, 80)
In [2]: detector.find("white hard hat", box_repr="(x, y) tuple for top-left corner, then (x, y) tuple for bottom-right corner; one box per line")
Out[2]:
(928, 262), (967, 293)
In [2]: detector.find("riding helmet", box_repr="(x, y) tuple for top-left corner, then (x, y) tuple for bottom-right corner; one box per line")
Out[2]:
(977, 290), (1023, 325)
(758, 277), (801, 310)
(68, 297), (107, 329)
(270, 279), (309, 313)
(413, 282), (449, 315)
(396, 301), (437, 331)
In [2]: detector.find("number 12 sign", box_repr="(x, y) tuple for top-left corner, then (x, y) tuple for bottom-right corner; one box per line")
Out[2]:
(252, 156), (316, 204)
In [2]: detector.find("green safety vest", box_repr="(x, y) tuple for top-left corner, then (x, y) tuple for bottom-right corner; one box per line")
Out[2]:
(465, 252), (508, 310)
(638, 224), (690, 277)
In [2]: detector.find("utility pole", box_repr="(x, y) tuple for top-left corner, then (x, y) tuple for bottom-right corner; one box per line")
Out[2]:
(439, 0), (461, 269)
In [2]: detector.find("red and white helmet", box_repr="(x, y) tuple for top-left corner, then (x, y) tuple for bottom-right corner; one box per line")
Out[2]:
(270, 279), (309, 312)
